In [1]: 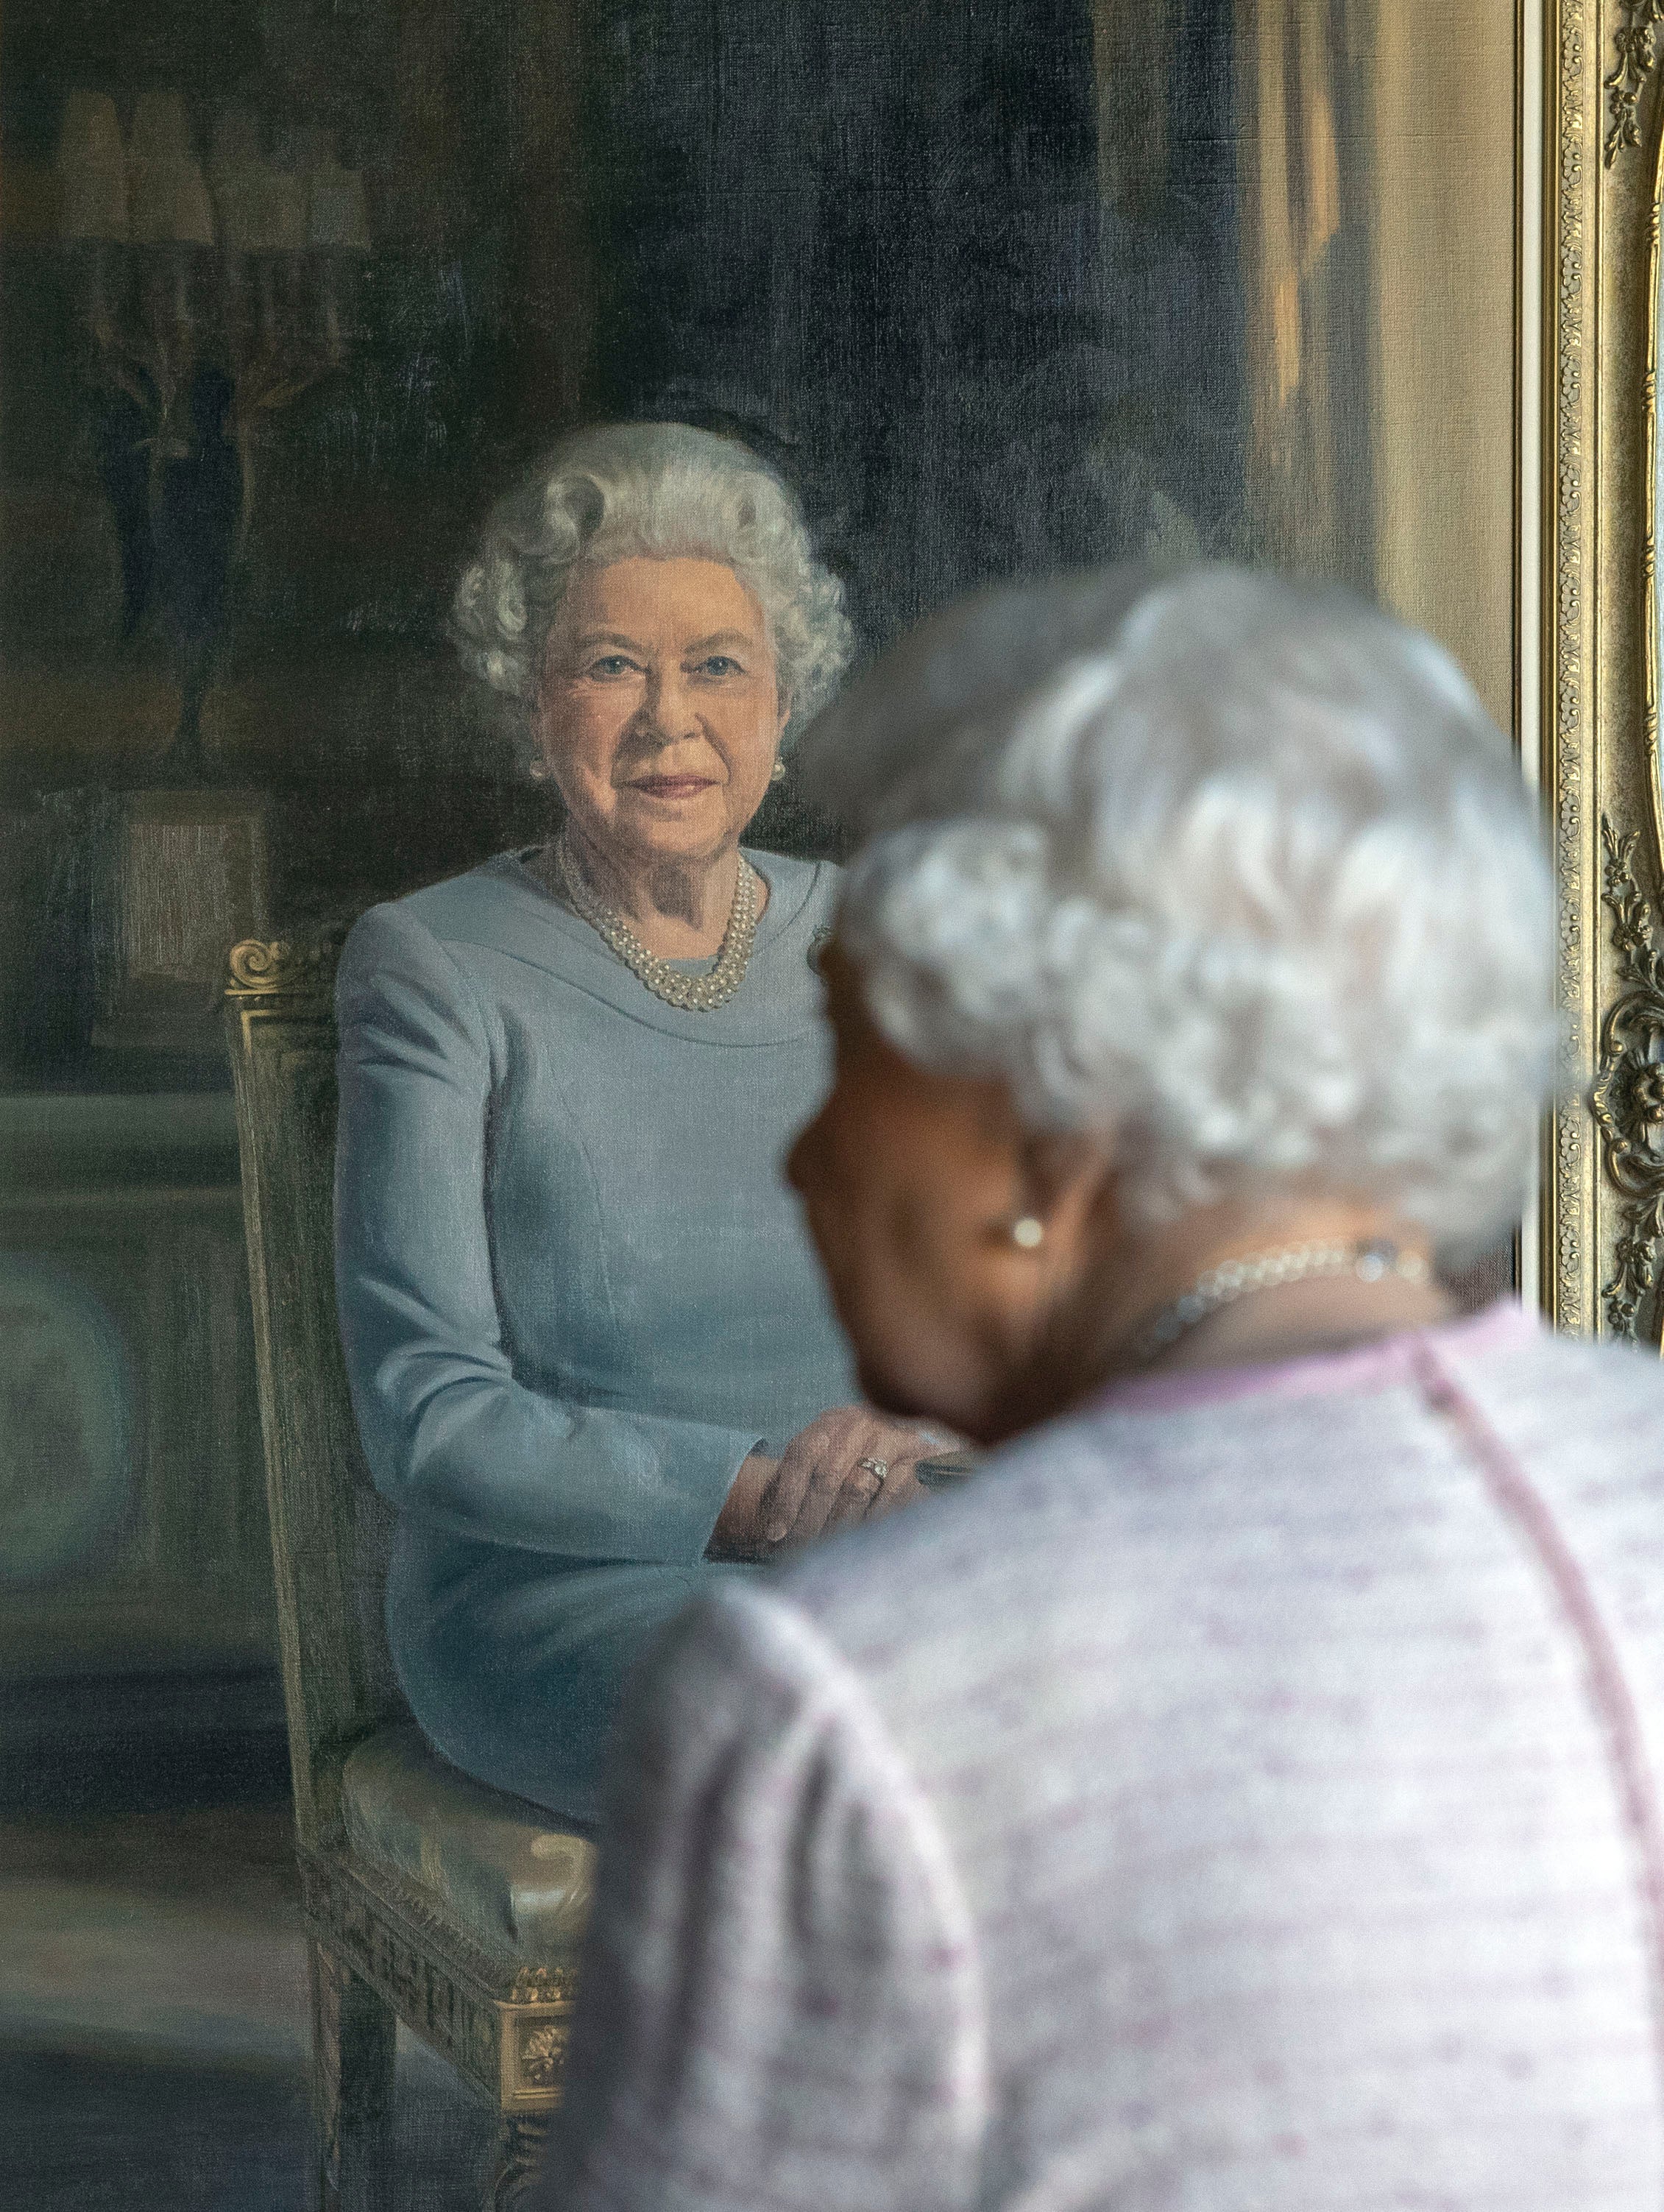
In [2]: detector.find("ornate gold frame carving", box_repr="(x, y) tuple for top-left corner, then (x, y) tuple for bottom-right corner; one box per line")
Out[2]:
(1591, 821), (1664, 1328)
(1546, 0), (1595, 1334)
(1556, 3), (1664, 1343)
(1607, 1), (1664, 161)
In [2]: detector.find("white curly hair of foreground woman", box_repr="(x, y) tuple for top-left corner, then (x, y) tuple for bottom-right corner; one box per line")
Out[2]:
(796, 565), (1557, 1252)
(452, 420), (853, 738)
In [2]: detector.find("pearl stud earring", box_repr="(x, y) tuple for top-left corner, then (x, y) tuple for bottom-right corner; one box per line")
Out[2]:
(529, 758), (550, 782)
(771, 757), (787, 782)
(1010, 1216), (1045, 1251)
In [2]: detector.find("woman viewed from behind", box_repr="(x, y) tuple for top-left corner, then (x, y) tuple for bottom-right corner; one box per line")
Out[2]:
(539, 568), (1664, 2208)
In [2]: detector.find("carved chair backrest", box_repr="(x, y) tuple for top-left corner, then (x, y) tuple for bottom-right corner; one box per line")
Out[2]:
(225, 936), (406, 1853)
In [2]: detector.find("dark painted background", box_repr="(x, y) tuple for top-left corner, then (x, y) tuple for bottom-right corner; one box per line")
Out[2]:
(1, 0), (1246, 1092)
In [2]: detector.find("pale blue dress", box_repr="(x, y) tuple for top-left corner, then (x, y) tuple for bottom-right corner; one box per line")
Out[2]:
(333, 847), (854, 1825)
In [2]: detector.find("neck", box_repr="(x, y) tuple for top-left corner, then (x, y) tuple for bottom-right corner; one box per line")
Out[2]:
(999, 1198), (1454, 1434)
(1129, 1203), (1454, 1374)
(1152, 1262), (1454, 1372)
(561, 827), (746, 958)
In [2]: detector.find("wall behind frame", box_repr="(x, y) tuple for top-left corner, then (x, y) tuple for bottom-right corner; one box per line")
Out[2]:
(1364, 2), (1518, 734)
(1093, 0), (1519, 735)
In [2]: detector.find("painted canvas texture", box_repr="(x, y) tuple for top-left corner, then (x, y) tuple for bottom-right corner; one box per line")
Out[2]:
(0, 4), (1520, 2203)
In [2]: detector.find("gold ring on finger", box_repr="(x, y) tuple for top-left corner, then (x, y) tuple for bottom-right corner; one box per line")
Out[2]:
(854, 1456), (888, 1486)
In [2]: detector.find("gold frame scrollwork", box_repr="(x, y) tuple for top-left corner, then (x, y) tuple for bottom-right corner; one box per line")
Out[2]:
(1545, 0), (1595, 1337)
(1557, 1), (1664, 1345)
(1607, 0), (1664, 162)
(1592, 821), (1664, 1329)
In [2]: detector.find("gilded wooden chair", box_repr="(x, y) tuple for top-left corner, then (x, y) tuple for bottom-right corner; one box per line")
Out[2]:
(225, 934), (592, 2211)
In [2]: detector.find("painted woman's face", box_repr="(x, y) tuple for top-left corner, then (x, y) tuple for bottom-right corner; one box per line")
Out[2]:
(535, 556), (789, 872)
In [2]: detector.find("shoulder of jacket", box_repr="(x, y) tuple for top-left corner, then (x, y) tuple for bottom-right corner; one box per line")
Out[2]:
(1484, 1318), (1664, 1430)
(386, 859), (520, 940)
(341, 863), (515, 960)
(750, 848), (842, 908)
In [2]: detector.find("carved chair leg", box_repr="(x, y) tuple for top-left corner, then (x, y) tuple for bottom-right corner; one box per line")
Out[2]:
(488, 2111), (551, 2211)
(309, 1938), (397, 2212)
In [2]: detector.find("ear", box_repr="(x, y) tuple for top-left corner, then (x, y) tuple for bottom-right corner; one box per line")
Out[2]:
(1020, 1126), (1115, 1212)
(775, 685), (793, 739)
(1009, 1128), (1122, 1273)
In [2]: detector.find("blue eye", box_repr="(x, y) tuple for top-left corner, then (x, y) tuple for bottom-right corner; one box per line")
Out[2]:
(590, 655), (636, 677)
(696, 655), (742, 677)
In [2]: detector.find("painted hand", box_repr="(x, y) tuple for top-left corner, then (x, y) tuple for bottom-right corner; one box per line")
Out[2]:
(757, 1407), (941, 1552)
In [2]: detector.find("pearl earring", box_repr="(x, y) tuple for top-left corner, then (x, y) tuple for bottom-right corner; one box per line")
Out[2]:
(1010, 1216), (1045, 1251)
(529, 758), (550, 782)
(771, 757), (787, 782)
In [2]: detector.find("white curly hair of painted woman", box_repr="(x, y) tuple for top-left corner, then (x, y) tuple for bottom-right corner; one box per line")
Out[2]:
(795, 565), (1557, 1254)
(451, 421), (853, 743)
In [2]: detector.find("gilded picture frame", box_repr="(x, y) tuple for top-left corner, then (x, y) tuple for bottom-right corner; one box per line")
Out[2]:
(1543, 0), (1664, 1345)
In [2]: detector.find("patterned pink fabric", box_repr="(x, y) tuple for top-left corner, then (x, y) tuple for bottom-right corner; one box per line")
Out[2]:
(537, 1306), (1664, 2208)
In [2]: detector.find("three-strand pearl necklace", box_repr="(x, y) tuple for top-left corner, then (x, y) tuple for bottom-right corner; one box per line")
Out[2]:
(556, 838), (762, 1012)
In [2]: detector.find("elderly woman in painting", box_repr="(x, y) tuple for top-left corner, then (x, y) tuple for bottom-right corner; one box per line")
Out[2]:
(333, 423), (938, 1826)
(537, 569), (1664, 2208)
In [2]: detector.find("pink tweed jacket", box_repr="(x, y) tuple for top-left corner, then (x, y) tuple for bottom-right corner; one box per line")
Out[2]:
(535, 1304), (1664, 2208)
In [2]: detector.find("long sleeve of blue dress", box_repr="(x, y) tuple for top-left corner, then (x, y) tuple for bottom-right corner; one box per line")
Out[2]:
(335, 901), (767, 1564)
(330, 854), (853, 1823)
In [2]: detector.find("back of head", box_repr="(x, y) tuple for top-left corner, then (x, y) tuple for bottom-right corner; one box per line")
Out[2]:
(797, 565), (1556, 1254)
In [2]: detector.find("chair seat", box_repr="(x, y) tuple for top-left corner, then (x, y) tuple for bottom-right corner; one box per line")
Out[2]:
(341, 1722), (595, 1965)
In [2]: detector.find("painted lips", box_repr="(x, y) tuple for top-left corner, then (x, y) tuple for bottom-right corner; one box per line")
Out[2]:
(629, 776), (716, 799)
